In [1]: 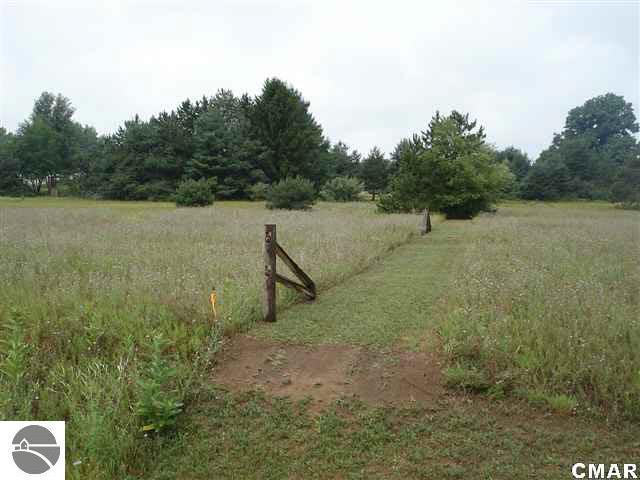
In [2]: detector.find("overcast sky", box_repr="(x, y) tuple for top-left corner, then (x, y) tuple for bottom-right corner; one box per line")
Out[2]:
(1, 0), (638, 159)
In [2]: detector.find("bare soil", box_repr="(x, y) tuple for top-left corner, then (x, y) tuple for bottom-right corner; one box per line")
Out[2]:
(211, 335), (445, 411)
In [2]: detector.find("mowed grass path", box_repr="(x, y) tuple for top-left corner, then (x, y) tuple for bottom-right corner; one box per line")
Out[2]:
(143, 389), (638, 480)
(254, 216), (465, 349)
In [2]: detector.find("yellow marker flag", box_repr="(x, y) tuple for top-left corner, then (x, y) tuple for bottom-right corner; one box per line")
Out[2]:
(210, 289), (218, 319)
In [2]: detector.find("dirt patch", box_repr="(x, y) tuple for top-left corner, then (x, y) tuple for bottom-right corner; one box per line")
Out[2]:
(211, 335), (444, 411)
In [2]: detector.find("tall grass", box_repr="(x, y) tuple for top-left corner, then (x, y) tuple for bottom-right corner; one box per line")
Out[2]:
(437, 203), (640, 420)
(0, 199), (418, 477)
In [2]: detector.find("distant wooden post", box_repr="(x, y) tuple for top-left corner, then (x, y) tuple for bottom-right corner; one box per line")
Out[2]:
(420, 209), (432, 235)
(264, 224), (277, 322)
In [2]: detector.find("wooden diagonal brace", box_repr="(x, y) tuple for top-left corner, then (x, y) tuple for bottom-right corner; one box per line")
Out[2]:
(274, 242), (316, 295)
(275, 273), (315, 300)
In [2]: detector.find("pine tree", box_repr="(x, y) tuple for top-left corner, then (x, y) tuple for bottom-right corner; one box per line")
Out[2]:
(249, 78), (326, 184)
(187, 102), (265, 199)
(327, 141), (361, 178)
(360, 147), (389, 200)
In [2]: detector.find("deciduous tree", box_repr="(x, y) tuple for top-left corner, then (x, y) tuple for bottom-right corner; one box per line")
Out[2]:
(0, 127), (22, 194)
(524, 93), (639, 201)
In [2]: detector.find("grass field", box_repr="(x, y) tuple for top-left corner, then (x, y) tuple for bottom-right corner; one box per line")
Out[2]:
(257, 202), (639, 421)
(435, 202), (639, 420)
(0, 197), (637, 478)
(143, 201), (638, 480)
(0, 197), (420, 478)
(0, 198), (419, 333)
(141, 390), (639, 480)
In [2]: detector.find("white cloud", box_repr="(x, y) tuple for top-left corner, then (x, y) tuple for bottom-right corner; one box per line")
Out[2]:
(1, 0), (637, 159)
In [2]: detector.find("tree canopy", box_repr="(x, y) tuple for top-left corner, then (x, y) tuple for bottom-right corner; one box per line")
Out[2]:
(0, 128), (22, 194)
(380, 111), (512, 218)
(496, 147), (530, 182)
(2, 88), (636, 211)
(14, 92), (94, 195)
(360, 147), (390, 200)
(249, 78), (327, 185)
(564, 93), (638, 147)
(523, 93), (638, 201)
(1, 82), (354, 200)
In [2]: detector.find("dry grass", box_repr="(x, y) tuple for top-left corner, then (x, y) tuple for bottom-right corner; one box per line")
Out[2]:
(0, 199), (419, 331)
(0, 198), (420, 478)
(436, 202), (640, 420)
(1, 197), (637, 478)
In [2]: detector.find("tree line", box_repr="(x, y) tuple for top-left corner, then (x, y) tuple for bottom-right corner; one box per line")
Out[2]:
(0, 79), (362, 200)
(520, 93), (639, 206)
(1, 80), (637, 212)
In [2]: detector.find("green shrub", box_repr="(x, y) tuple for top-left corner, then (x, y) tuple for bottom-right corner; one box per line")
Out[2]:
(376, 193), (408, 213)
(524, 390), (579, 414)
(249, 182), (269, 201)
(611, 156), (640, 209)
(0, 309), (31, 418)
(175, 178), (216, 207)
(266, 176), (316, 210)
(134, 180), (176, 201)
(135, 335), (184, 433)
(320, 176), (363, 202)
(0, 178), (33, 197)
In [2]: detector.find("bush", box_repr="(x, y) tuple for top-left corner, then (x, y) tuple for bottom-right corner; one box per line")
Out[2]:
(440, 198), (494, 219)
(320, 176), (363, 202)
(0, 154), (25, 196)
(524, 390), (579, 414)
(249, 182), (269, 201)
(134, 180), (176, 201)
(611, 156), (640, 209)
(175, 178), (216, 207)
(0, 183), (33, 197)
(376, 193), (408, 213)
(265, 176), (316, 210)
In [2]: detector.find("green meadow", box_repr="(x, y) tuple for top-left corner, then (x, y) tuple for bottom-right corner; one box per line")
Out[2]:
(0, 198), (637, 478)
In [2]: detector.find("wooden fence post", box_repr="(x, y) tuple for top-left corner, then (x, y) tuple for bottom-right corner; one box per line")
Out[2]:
(262, 223), (317, 322)
(264, 224), (277, 322)
(420, 209), (432, 235)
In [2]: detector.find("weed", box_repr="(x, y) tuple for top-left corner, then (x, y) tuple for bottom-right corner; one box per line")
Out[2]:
(524, 390), (579, 414)
(444, 364), (491, 392)
(135, 335), (184, 433)
(0, 308), (31, 418)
